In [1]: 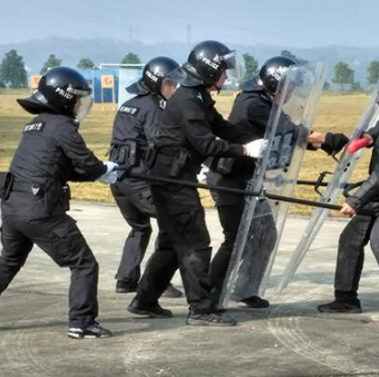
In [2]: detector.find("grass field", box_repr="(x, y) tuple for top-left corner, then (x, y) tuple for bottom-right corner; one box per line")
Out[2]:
(0, 89), (373, 215)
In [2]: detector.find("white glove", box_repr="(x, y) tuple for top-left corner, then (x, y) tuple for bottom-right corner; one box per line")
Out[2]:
(103, 161), (118, 174)
(97, 161), (119, 184)
(97, 171), (118, 184)
(244, 139), (268, 158)
(197, 165), (209, 183)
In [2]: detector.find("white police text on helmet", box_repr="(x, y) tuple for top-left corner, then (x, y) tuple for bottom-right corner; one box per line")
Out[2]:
(267, 66), (288, 81)
(201, 57), (219, 71)
(146, 71), (159, 83)
(55, 87), (74, 100)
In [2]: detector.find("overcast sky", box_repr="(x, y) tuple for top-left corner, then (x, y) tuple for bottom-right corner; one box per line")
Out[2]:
(0, 0), (377, 48)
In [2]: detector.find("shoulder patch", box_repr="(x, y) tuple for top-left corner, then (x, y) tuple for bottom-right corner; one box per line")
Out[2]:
(119, 106), (139, 116)
(23, 122), (46, 133)
(196, 92), (203, 103)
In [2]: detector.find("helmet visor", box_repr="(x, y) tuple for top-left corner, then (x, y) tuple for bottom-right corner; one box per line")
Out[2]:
(169, 65), (203, 87)
(75, 95), (93, 123)
(225, 52), (246, 90)
(220, 50), (237, 69)
(67, 85), (92, 96)
(290, 66), (314, 98)
(160, 77), (178, 99)
(162, 77), (178, 87)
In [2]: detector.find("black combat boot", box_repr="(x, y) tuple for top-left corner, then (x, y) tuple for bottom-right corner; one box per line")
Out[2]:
(115, 280), (138, 294)
(68, 321), (112, 339)
(240, 296), (270, 308)
(186, 311), (237, 327)
(317, 299), (362, 314)
(127, 297), (172, 318)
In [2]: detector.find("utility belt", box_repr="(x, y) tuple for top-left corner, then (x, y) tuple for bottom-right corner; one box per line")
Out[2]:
(0, 172), (70, 212)
(213, 157), (236, 175)
(146, 145), (199, 177)
(110, 141), (144, 168)
(0, 172), (13, 201)
(211, 156), (256, 176)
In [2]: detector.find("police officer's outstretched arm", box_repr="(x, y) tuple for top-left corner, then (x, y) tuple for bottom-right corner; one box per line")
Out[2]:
(309, 131), (349, 156)
(57, 120), (111, 181)
(181, 98), (245, 157)
(211, 108), (253, 144)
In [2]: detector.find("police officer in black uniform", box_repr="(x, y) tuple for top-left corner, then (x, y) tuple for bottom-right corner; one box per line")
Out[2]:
(127, 40), (268, 326)
(318, 126), (379, 313)
(109, 56), (182, 298)
(207, 56), (349, 308)
(0, 67), (117, 339)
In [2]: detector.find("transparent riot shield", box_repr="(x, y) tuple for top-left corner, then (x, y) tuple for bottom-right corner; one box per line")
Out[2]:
(277, 83), (379, 293)
(218, 63), (326, 308)
(226, 52), (246, 90)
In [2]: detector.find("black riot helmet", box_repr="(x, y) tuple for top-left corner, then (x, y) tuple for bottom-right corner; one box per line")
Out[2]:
(259, 56), (297, 96)
(17, 67), (93, 122)
(170, 40), (237, 87)
(240, 74), (264, 92)
(126, 56), (180, 98)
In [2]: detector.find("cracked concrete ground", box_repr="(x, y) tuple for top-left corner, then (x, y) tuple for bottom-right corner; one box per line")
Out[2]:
(1, 201), (379, 377)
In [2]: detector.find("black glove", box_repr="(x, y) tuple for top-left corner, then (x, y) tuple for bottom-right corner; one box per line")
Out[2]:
(321, 132), (349, 156)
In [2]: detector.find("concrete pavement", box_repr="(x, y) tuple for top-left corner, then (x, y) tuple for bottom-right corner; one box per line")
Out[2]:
(1, 201), (379, 377)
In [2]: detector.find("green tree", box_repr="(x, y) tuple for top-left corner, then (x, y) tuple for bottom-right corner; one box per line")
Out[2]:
(367, 61), (379, 86)
(242, 53), (258, 79)
(332, 62), (354, 90)
(323, 81), (331, 91)
(0, 50), (27, 88)
(280, 50), (308, 64)
(40, 54), (62, 74)
(351, 81), (363, 92)
(77, 58), (95, 70)
(121, 53), (141, 65)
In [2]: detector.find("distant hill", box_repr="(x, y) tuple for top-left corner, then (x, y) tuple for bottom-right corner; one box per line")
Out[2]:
(1, 36), (379, 87)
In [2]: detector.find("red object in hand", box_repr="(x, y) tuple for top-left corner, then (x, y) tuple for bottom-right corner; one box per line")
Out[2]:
(347, 136), (371, 153)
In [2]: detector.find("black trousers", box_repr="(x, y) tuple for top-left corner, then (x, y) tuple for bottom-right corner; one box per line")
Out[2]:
(334, 214), (379, 300)
(207, 170), (248, 296)
(136, 183), (213, 314)
(111, 180), (156, 285)
(0, 214), (99, 328)
(210, 202), (245, 293)
(210, 199), (277, 301)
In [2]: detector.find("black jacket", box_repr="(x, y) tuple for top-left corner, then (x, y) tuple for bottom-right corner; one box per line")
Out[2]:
(207, 86), (271, 205)
(151, 85), (251, 180)
(2, 113), (105, 219)
(222, 88), (272, 175)
(111, 93), (163, 174)
(110, 93), (165, 193)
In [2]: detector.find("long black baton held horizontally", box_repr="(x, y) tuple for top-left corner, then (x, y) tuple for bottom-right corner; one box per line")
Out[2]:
(115, 167), (374, 217)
